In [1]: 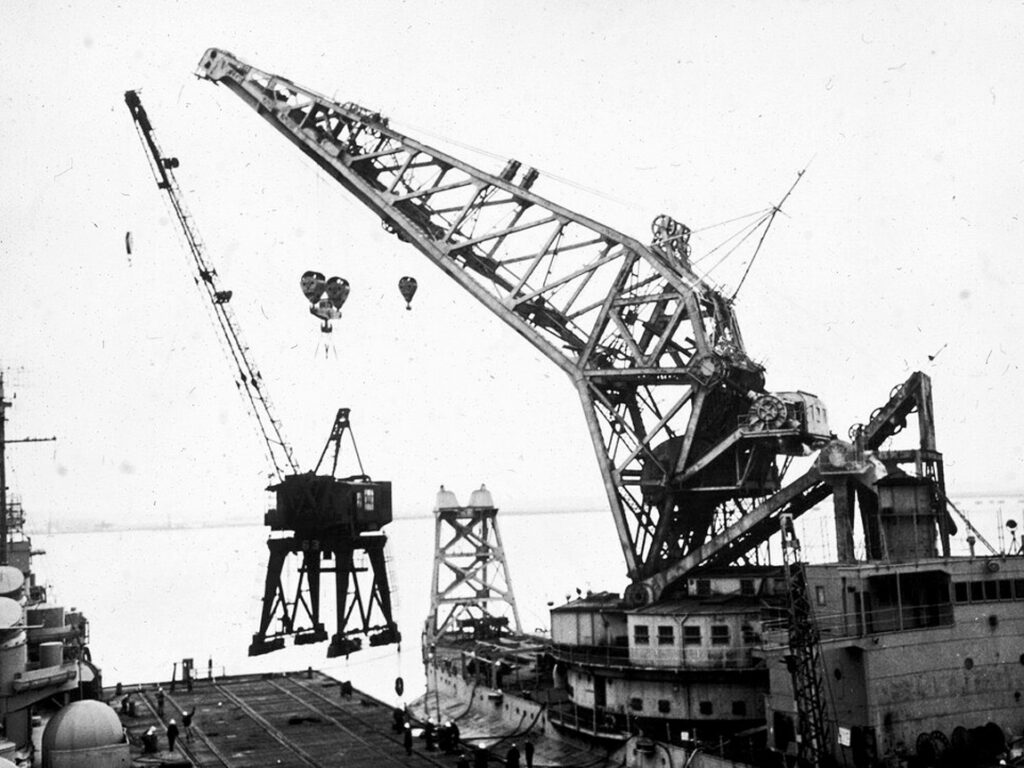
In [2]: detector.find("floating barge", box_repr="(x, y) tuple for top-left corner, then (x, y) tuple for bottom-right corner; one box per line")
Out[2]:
(106, 671), (455, 768)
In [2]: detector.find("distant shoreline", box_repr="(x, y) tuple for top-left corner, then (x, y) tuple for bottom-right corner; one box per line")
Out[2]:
(25, 495), (1024, 536)
(25, 507), (616, 535)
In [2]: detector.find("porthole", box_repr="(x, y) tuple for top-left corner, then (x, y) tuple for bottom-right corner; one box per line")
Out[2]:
(964, 657), (974, 670)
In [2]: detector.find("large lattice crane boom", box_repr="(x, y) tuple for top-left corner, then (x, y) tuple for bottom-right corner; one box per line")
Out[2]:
(197, 49), (824, 599)
(125, 90), (299, 481)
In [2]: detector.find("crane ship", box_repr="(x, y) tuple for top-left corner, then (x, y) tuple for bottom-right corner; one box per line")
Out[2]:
(178, 48), (1024, 768)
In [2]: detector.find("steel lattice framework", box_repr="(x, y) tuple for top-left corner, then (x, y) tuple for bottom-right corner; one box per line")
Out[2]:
(779, 514), (832, 768)
(423, 487), (522, 663)
(125, 89), (299, 481)
(197, 49), (809, 597)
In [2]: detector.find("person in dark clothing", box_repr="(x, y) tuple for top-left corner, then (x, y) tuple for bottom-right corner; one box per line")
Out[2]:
(456, 754), (471, 768)
(524, 741), (534, 768)
(505, 743), (520, 768)
(167, 719), (180, 752)
(403, 723), (413, 755)
(392, 707), (405, 733)
(182, 707), (196, 741)
(474, 745), (489, 768)
(155, 687), (165, 716)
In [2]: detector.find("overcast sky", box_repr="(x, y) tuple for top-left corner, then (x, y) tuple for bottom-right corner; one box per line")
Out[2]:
(1, 2), (1023, 528)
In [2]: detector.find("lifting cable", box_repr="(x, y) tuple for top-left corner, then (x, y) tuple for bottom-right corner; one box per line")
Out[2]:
(730, 165), (809, 302)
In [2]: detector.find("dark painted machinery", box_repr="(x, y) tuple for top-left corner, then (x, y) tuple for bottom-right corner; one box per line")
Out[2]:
(125, 91), (400, 658)
(253, 408), (400, 657)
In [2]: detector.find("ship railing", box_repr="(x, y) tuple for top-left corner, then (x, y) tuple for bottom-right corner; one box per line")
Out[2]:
(549, 642), (631, 667)
(546, 700), (629, 741)
(761, 600), (955, 647)
(549, 642), (760, 670)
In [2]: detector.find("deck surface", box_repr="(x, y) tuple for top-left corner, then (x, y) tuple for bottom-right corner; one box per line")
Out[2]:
(107, 671), (467, 768)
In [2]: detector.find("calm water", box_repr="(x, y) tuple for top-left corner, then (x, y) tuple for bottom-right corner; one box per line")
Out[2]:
(29, 496), (1024, 705)
(30, 510), (625, 705)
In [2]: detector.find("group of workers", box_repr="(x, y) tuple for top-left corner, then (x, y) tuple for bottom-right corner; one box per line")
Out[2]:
(121, 685), (196, 755)
(394, 706), (535, 768)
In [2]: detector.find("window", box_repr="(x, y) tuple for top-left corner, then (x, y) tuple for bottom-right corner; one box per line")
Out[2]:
(658, 699), (671, 714)
(634, 625), (650, 645)
(1015, 579), (1024, 599)
(711, 625), (730, 646)
(696, 579), (711, 597)
(683, 626), (702, 646)
(1000, 580), (1013, 600)
(699, 701), (713, 715)
(630, 697), (643, 711)
(740, 579), (755, 596)
(815, 586), (827, 606)
(984, 581), (998, 601)
(732, 701), (747, 716)
(954, 582), (968, 603)
(741, 623), (758, 644)
(658, 625), (674, 646)
(970, 581), (984, 602)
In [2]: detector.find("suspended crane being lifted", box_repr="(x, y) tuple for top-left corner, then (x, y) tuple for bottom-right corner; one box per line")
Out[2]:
(124, 90), (400, 658)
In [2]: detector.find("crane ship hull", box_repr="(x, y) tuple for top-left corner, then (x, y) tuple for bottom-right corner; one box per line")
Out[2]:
(413, 375), (1024, 768)
(415, 548), (1024, 768)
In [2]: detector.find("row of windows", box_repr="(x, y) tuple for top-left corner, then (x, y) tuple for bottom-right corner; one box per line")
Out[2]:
(633, 623), (759, 646)
(953, 579), (1024, 604)
(694, 579), (757, 597)
(627, 697), (748, 716)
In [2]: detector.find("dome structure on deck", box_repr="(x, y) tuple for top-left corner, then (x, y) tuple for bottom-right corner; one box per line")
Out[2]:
(42, 700), (128, 768)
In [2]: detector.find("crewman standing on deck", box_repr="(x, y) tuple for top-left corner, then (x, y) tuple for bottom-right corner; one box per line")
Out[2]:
(166, 719), (179, 752)
(155, 686), (165, 716)
(403, 722), (413, 755)
(182, 706), (197, 741)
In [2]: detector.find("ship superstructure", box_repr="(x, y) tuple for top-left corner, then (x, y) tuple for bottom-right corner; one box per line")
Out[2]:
(0, 373), (103, 763)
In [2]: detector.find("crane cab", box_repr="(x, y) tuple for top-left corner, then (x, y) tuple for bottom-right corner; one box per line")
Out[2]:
(265, 473), (393, 536)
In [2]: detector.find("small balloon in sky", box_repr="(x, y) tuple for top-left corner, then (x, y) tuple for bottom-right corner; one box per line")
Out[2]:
(300, 270), (326, 303)
(325, 276), (350, 309)
(398, 276), (418, 310)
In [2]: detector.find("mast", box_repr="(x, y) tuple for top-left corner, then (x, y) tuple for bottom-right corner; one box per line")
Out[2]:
(0, 374), (9, 565)
(0, 373), (57, 565)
